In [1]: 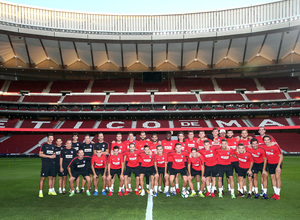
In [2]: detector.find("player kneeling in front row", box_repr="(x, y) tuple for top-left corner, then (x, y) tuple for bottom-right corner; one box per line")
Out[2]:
(67, 149), (92, 197)
(139, 145), (155, 196)
(188, 148), (206, 197)
(234, 143), (254, 199)
(107, 146), (125, 196)
(91, 149), (107, 196)
(154, 145), (170, 197)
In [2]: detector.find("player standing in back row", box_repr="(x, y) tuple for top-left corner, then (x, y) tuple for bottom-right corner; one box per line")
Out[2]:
(38, 133), (56, 198)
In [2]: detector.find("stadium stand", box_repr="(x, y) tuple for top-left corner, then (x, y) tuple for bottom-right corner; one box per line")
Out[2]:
(258, 77), (300, 90)
(108, 94), (151, 103)
(7, 81), (49, 93)
(0, 95), (21, 102)
(49, 80), (89, 93)
(216, 78), (258, 91)
(62, 94), (106, 103)
(154, 94), (197, 102)
(200, 93), (244, 101)
(23, 95), (61, 103)
(91, 79), (130, 93)
(245, 92), (287, 101)
(134, 79), (171, 92)
(174, 78), (214, 92)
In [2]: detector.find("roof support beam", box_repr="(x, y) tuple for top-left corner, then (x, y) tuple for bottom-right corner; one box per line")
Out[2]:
(210, 40), (215, 68)
(23, 37), (32, 68)
(276, 32), (284, 64)
(225, 38), (232, 57)
(58, 41), (64, 69)
(104, 43), (109, 61)
(89, 42), (95, 70)
(120, 43), (124, 71)
(292, 29), (300, 51)
(7, 34), (16, 56)
(180, 41), (184, 70)
(151, 43), (153, 71)
(166, 43), (169, 61)
(135, 44), (139, 61)
(258, 34), (268, 54)
(39, 39), (48, 58)
(242, 37), (248, 66)
(195, 41), (200, 59)
(73, 41), (79, 60)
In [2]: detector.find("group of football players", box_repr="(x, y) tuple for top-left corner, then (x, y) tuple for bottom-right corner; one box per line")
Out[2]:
(38, 127), (283, 200)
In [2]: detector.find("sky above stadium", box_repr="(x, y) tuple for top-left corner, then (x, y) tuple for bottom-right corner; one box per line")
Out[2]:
(8, 0), (275, 14)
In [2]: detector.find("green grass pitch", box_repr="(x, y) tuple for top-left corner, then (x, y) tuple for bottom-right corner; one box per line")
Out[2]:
(0, 157), (300, 220)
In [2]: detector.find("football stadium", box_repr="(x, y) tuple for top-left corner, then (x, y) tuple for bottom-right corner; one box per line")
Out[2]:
(0, 0), (300, 219)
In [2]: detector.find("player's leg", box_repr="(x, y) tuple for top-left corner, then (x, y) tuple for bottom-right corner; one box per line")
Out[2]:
(229, 175), (235, 198)
(135, 175), (140, 195)
(139, 173), (145, 196)
(196, 175), (200, 192)
(154, 173), (159, 193)
(150, 174), (155, 196)
(145, 175), (150, 192)
(107, 174), (112, 196)
(158, 174), (163, 193)
(85, 176), (91, 196)
(253, 173), (259, 198)
(81, 177), (86, 193)
(164, 173), (170, 195)
(62, 176), (67, 193)
(175, 173), (180, 193)
(275, 165), (282, 199)
(188, 175), (196, 197)
(58, 176), (63, 193)
(93, 174), (99, 195)
(76, 177), (80, 193)
(247, 175), (253, 199)
(200, 174), (206, 196)
(237, 175), (244, 197)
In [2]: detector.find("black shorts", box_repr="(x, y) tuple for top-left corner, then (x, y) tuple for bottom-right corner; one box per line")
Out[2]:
(204, 165), (217, 177)
(231, 161), (239, 174)
(86, 160), (92, 175)
(170, 168), (187, 177)
(252, 162), (264, 174)
(95, 168), (105, 177)
(238, 167), (251, 178)
(140, 166), (155, 176)
(124, 166), (140, 177)
(267, 163), (282, 175)
(72, 170), (90, 180)
(110, 168), (122, 178)
(157, 167), (166, 175)
(191, 168), (202, 177)
(218, 164), (233, 178)
(54, 163), (63, 177)
(41, 163), (55, 177)
(167, 162), (173, 173)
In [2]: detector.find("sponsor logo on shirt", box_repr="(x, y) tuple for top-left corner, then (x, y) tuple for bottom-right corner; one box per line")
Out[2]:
(112, 162), (120, 165)
(220, 156), (229, 159)
(144, 159), (151, 162)
(158, 161), (164, 164)
(175, 159), (183, 162)
(85, 148), (92, 152)
(239, 158), (247, 162)
(77, 164), (85, 168)
(66, 155), (73, 158)
(56, 151), (61, 155)
(165, 146), (172, 150)
(46, 150), (53, 154)
(129, 157), (137, 160)
(205, 154), (213, 158)
(266, 152), (274, 155)
(96, 163), (103, 166)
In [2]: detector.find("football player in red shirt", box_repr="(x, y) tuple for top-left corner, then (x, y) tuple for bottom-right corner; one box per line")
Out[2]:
(139, 145), (155, 196)
(123, 143), (140, 195)
(188, 148), (205, 197)
(197, 130), (211, 150)
(263, 135), (283, 200)
(91, 149), (107, 196)
(168, 143), (190, 196)
(136, 131), (151, 150)
(256, 126), (277, 145)
(149, 133), (159, 154)
(234, 143), (254, 199)
(199, 140), (218, 198)
(154, 145), (170, 197)
(215, 139), (236, 199)
(211, 128), (222, 147)
(247, 138), (268, 199)
(185, 131), (198, 153)
(107, 146), (125, 196)
(238, 129), (252, 147)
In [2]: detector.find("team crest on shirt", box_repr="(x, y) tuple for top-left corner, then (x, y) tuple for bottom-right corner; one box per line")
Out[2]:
(271, 149), (273, 152)
(171, 143), (173, 145)
(101, 160), (103, 162)
(210, 150), (212, 152)
(257, 152), (260, 155)
(71, 151), (73, 153)
(162, 157), (164, 160)
(149, 155), (151, 158)
(234, 142), (236, 144)
(83, 161), (85, 163)
(227, 152), (229, 155)
(134, 154), (136, 156)
(193, 141), (195, 143)
(245, 156), (247, 159)
(181, 155), (183, 158)
(117, 158), (120, 160)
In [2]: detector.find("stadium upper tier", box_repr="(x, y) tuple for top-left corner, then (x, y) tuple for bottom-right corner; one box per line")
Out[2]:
(0, 0), (300, 73)
(0, 0), (299, 37)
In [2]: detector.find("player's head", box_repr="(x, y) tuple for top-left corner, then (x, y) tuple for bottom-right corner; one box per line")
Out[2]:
(140, 131), (146, 140)
(47, 133), (54, 143)
(212, 128), (219, 137)
(191, 147), (198, 157)
(156, 144), (163, 155)
(95, 149), (102, 157)
(65, 139), (72, 148)
(97, 132), (104, 142)
(250, 138), (259, 150)
(227, 129), (234, 138)
(221, 139), (228, 149)
(177, 132), (185, 142)
(237, 143), (246, 154)
(203, 140), (211, 151)
(175, 143), (182, 153)
(78, 149), (84, 158)
(72, 132), (79, 141)
(188, 131), (194, 139)
(166, 131), (172, 140)
(219, 129), (226, 137)
(116, 132), (122, 141)
(129, 143), (135, 152)
(113, 146), (119, 155)
(128, 132), (134, 140)
(258, 126), (266, 135)
(151, 133), (158, 142)
(198, 130), (205, 139)
(144, 145), (150, 154)
(241, 129), (248, 138)
(56, 137), (62, 146)
(263, 135), (271, 145)
(84, 134), (91, 143)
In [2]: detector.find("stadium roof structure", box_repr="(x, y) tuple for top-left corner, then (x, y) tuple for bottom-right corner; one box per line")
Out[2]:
(0, 0), (300, 76)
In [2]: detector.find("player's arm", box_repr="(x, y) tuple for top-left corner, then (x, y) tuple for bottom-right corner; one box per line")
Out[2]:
(103, 148), (109, 155)
(67, 166), (73, 178)
(91, 159), (97, 177)
(60, 157), (64, 173)
(187, 163), (191, 176)
(121, 162), (124, 176)
(201, 164), (205, 182)
(277, 154), (283, 171)
(107, 163), (111, 176)
(262, 156), (268, 176)
(154, 161), (158, 175)
(164, 162), (168, 174)
(248, 161), (253, 176)
(39, 147), (55, 159)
